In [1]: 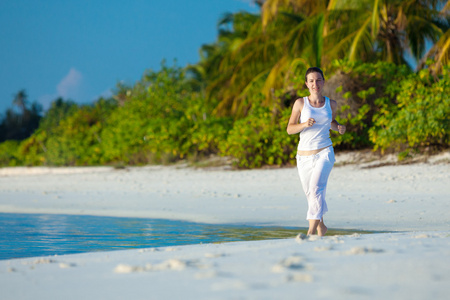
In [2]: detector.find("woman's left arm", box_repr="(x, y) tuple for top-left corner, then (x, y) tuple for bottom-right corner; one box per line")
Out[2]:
(330, 100), (346, 135)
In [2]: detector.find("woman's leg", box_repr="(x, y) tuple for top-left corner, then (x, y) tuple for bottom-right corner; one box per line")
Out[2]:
(308, 218), (327, 236)
(307, 219), (320, 235)
(305, 152), (334, 221)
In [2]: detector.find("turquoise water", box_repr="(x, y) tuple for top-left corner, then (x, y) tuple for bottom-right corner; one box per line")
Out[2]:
(0, 213), (371, 260)
(0, 213), (300, 260)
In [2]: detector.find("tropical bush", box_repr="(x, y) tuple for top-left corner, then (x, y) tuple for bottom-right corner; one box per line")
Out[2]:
(221, 99), (297, 168)
(369, 66), (450, 156)
(0, 90), (42, 142)
(99, 64), (232, 165)
(0, 140), (21, 166)
(18, 98), (116, 166)
(329, 60), (412, 149)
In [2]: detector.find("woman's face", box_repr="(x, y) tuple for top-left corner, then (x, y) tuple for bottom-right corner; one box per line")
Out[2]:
(305, 72), (324, 96)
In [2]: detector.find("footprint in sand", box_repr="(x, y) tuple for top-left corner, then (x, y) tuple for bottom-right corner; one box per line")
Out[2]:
(314, 245), (333, 251)
(285, 273), (313, 283)
(345, 247), (384, 255)
(59, 262), (77, 268)
(146, 259), (188, 271)
(204, 253), (226, 258)
(114, 258), (208, 274)
(414, 234), (430, 239)
(29, 258), (57, 265)
(114, 264), (146, 273)
(272, 255), (304, 273)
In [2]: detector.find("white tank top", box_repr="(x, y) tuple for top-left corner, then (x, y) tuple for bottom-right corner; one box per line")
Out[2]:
(298, 96), (333, 151)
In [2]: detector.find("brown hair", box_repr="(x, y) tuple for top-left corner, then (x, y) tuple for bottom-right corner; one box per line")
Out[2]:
(305, 67), (325, 81)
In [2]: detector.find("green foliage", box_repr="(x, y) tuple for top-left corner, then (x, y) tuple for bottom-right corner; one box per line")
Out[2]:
(0, 89), (42, 142)
(0, 140), (21, 166)
(38, 98), (79, 132)
(1, 59), (448, 169)
(16, 98), (82, 165)
(17, 98), (117, 166)
(221, 99), (297, 168)
(16, 130), (47, 166)
(0, 63), (233, 167)
(330, 60), (412, 149)
(332, 103), (372, 148)
(99, 63), (232, 165)
(369, 66), (450, 153)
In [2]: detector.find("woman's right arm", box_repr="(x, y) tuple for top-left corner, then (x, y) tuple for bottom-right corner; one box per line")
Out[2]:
(287, 98), (314, 135)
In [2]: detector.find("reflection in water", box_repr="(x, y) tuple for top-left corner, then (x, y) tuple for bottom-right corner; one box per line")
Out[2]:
(0, 213), (373, 260)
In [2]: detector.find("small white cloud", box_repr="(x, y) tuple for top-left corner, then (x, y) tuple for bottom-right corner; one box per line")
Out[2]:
(57, 68), (83, 99)
(96, 88), (113, 100)
(37, 68), (85, 110)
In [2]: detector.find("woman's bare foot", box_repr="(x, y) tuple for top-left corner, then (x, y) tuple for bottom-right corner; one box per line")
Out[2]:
(317, 222), (328, 236)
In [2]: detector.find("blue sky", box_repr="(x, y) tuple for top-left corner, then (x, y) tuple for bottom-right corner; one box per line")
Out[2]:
(0, 0), (259, 115)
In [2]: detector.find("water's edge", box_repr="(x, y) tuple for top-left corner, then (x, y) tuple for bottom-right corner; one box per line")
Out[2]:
(0, 212), (377, 260)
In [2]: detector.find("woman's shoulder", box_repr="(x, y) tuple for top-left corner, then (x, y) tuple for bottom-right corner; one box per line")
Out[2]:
(297, 96), (312, 104)
(327, 97), (337, 109)
(293, 97), (307, 111)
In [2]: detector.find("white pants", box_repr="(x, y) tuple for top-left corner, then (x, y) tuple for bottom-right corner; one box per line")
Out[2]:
(296, 147), (335, 220)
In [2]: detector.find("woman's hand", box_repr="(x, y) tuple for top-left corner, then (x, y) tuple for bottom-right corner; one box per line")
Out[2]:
(337, 124), (346, 135)
(304, 118), (316, 127)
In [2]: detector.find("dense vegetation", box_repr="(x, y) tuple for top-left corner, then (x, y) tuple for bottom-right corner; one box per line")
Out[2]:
(1, 0), (449, 168)
(0, 90), (42, 142)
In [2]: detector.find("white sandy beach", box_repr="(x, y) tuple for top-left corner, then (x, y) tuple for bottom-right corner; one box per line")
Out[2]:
(0, 152), (449, 299)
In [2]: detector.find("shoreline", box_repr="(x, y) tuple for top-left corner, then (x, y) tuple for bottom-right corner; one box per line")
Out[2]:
(0, 212), (381, 262)
(0, 161), (448, 231)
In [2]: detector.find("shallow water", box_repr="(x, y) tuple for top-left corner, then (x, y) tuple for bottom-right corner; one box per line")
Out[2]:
(0, 213), (371, 260)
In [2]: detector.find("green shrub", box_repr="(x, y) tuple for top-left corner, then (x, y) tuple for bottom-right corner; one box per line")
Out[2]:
(220, 99), (297, 168)
(329, 60), (412, 149)
(99, 63), (232, 165)
(0, 140), (21, 166)
(369, 66), (449, 153)
(18, 98), (116, 166)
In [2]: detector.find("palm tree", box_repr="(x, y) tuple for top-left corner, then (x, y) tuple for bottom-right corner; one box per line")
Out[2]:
(261, 0), (328, 29)
(199, 0), (448, 117)
(422, 2), (450, 73)
(13, 89), (28, 114)
(262, 0), (447, 65)
(193, 11), (279, 116)
(327, 0), (447, 65)
(201, 1), (335, 116)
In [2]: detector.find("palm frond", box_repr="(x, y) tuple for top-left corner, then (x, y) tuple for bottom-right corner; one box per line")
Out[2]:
(349, 17), (373, 61)
(371, 0), (381, 39)
(425, 28), (450, 72)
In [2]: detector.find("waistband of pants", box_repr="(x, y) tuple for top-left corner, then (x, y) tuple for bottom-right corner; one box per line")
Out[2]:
(296, 146), (333, 160)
